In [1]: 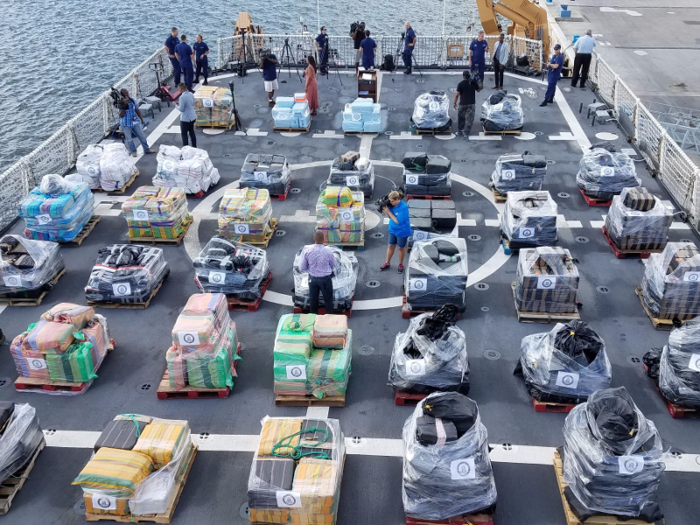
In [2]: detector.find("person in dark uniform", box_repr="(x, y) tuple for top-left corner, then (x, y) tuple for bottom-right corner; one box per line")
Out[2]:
(403, 22), (417, 74)
(469, 31), (489, 82)
(316, 27), (329, 74)
(360, 30), (377, 70)
(175, 35), (195, 91)
(351, 22), (366, 74)
(540, 44), (564, 106)
(193, 34), (210, 86)
(164, 27), (181, 85)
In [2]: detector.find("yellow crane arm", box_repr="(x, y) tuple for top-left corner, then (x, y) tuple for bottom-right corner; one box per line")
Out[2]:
(475, 0), (550, 55)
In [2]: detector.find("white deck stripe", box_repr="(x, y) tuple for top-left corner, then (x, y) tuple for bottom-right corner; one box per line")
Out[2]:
(305, 407), (330, 419)
(469, 133), (501, 141)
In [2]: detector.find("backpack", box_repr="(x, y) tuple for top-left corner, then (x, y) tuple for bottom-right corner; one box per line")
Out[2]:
(382, 54), (395, 72)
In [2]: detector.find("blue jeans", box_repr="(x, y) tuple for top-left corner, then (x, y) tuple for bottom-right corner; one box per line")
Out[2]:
(388, 233), (408, 248)
(122, 123), (150, 154)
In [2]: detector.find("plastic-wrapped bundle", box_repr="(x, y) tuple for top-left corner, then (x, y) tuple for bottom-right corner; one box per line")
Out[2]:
(0, 235), (65, 299)
(406, 238), (468, 312)
(240, 154), (292, 196)
(515, 247), (579, 314)
(490, 153), (546, 195)
(247, 416), (345, 524)
(562, 387), (665, 520)
(408, 229), (458, 250)
(19, 174), (95, 242)
(122, 187), (190, 240)
(412, 91), (451, 130)
(75, 144), (103, 189)
(153, 145), (220, 195)
(389, 306), (469, 394)
(515, 321), (612, 404)
(217, 188), (273, 243)
(402, 153), (452, 196)
(341, 98), (382, 133)
(73, 415), (195, 518)
(577, 148), (640, 200)
(315, 187), (365, 244)
(85, 245), (169, 304)
(194, 86), (233, 127)
(272, 100), (310, 129)
(327, 154), (375, 198)
(193, 236), (270, 300)
(500, 191), (558, 248)
(641, 242), (700, 320)
(605, 187), (672, 251)
(99, 143), (138, 192)
(0, 404), (44, 484)
(481, 92), (523, 132)
(402, 393), (497, 520)
(293, 246), (358, 313)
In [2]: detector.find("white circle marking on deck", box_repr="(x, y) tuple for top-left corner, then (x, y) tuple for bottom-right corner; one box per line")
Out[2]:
(596, 132), (619, 141)
(514, 132), (536, 141)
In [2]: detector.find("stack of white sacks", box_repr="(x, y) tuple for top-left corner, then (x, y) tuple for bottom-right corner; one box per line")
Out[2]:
(153, 145), (220, 195)
(342, 98), (381, 133)
(76, 144), (138, 192)
(271, 93), (311, 130)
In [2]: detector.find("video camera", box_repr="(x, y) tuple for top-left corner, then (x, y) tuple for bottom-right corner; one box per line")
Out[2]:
(351, 21), (364, 34)
(375, 188), (405, 213)
(258, 49), (273, 68)
(109, 87), (130, 110)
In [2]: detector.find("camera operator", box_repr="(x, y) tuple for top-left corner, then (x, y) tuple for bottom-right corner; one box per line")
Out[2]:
(380, 191), (411, 274)
(403, 22), (417, 74)
(117, 89), (155, 157)
(350, 22), (366, 74)
(316, 27), (329, 74)
(175, 35), (195, 91)
(260, 51), (278, 107)
(164, 27), (181, 85)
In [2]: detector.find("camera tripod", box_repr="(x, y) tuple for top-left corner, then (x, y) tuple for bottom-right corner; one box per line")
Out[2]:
(320, 38), (343, 91)
(278, 37), (303, 83)
(226, 81), (243, 133)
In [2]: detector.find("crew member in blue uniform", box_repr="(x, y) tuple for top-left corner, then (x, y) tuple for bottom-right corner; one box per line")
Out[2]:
(540, 44), (564, 106)
(468, 31), (489, 81)
(360, 30), (377, 70)
(193, 34), (210, 86)
(175, 35), (195, 91)
(316, 27), (329, 74)
(164, 27), (181, 85)
(403, 22), (417, 74)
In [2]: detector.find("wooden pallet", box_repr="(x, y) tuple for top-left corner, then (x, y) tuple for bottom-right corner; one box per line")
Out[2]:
(224, 218), (279, 248)
(491, 188), (507, 203)
(579, 188), (612, 207)
(128, 217), (192, 246)
(406, 514), (493, 525)
(94, 170), (140, 194)
(633, 286), (687, 330)
(194, 118), (236, 130)
(405, 194), (452, 201)
(227, 273), (272, 312)
(15, 342), (114, 394)
(293, 303), (353, 317)
(343, 130), (379, 136)
(532, 397), (576, 414)
(273, 122), (311, 134)
(395, 390), (427, 407)
(642, 364), (699, 419)
(87, 279), (164, 310)
(327, 236), (365, 251)
(413, 128), (452, 136)
(553, 451), (648, 525)
(275, 394), (346, 407)
(157, 344), (241, 400)
(511, 282), (581, 323)
(269, 182), (292, 201)
(62, 215), (101, 246)
(483, 127), (522, 136)
(0, 268), (66, 307)
(401, 294), (462, 320)
(85, 444), (198, 523)
(0, 439), (45, 515)
(601, 227), (660, 259)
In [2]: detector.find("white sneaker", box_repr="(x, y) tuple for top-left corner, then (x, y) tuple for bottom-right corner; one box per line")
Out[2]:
(130, 152), (137, 157)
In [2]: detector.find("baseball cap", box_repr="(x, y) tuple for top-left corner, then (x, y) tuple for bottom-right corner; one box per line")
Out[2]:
(554, 44), (562, 50)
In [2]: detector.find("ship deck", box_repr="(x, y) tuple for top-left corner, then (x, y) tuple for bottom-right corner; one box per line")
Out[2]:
(1, 68), (699, 524)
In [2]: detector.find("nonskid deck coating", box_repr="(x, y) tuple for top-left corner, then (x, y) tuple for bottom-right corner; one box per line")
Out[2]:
(0, 70), (699, 524)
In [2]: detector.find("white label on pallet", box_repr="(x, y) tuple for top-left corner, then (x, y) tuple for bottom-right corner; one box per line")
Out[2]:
(450, 458), (476, 480)
(92, 494), (117, 511)
(255, 171), (266, 181)
(409, 278), (427, 292)
(600, 166), (615, 177)
(429, 101), (440, 111)
(178, 331), (200, 346)
(684, 271), (700, 282)
(406, 175), (419, 186)
(209, 271), (227, 284)
(618, 456), (644, 475)
(346, 175), (359, 186)
(203, 98), (215, 108)
(405, 359), (426, 377)
(340, 211), (353, 221)
(517, 227), (535, 239)
(163, 160), (175, 172)
(112, 282), (131, 297)
(555, 371), (580, 389)
(36, 214), (52, 225)
(413, 230), (428, 241)
(276, 491), (302, 508)
(28, 358), (47, 371)
(3, 275), (21, 288)
(235, 247), (256, 257)
(87, 166), (98, 175)
(501, 169), (515, 181)
(235, 224), (250, 234)
(133, 210), (149, 222)
(492, 103), (504, 112)
(689, 353), (700, 372)
(286, 365), (307, 380)
(537, 276), (557, 290)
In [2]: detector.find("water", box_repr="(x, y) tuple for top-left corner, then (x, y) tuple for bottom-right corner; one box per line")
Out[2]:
(0, 0), (481, 172)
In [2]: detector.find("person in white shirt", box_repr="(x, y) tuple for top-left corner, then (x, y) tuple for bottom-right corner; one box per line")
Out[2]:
(571, 29), (596, 89)
(492, 33), (509, 90)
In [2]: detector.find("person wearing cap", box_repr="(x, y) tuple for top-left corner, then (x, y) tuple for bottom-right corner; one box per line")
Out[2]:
(571, 29), (596, 89)
(540, 44), (564, 107)
(316, 27), (329, 74)
(468, 31), (489, 82)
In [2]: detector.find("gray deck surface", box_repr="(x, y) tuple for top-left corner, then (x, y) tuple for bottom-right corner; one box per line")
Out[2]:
(1, 66), (699, 525)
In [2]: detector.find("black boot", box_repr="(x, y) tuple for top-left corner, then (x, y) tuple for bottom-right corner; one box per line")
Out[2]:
(539, 100), (548, 107)
(404, 68), (412, 74)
